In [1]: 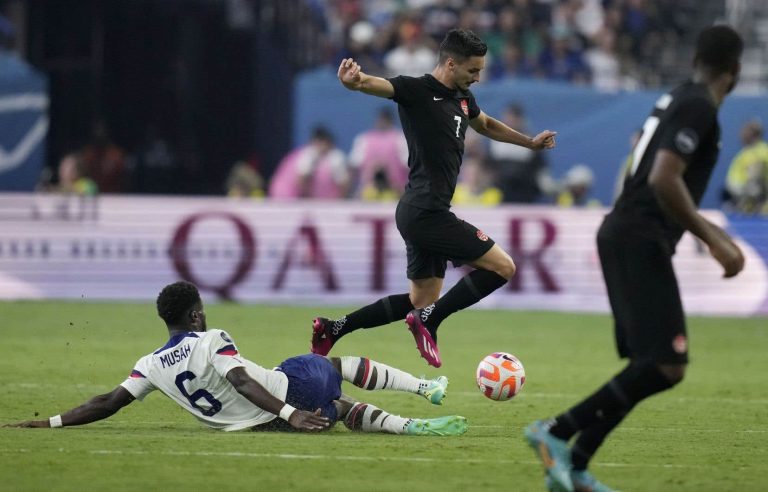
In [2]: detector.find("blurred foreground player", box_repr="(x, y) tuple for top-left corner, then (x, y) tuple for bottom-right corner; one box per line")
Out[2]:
(6, 281), (466, 436)
(525, 25), (746, 492)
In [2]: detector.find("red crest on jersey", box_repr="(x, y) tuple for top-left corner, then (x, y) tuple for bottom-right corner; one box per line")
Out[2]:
(461, 99), (469, 116)
(476, 230), (489, 241)
(672, 334), (688, 354)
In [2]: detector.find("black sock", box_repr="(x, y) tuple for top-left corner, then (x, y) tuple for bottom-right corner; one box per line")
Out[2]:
(331, 293), (413, 339)
(549, 361), (676, 441)
(570, 409), (631, 471)
(420, 269), (507, 336)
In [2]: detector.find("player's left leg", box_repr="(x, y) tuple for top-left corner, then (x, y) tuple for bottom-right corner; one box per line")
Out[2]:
(338, 395), (467, 436)
(328, 356), (448, 405)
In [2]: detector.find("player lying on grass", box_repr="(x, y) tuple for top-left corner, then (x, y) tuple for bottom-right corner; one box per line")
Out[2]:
(5, 281), (467, 436)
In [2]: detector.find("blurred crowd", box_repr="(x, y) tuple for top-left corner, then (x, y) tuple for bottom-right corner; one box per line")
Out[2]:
(312, 0), (697, 91)
(42, 110), (768, 216)
(264, 104), (604, 208)
(32, 0), (768, 216)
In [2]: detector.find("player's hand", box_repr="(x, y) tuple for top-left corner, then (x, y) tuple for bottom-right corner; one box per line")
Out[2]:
(338, 58), (363, 90)
(288, 408), (331, 432)
(3, 420), (50, 428)
(530, 130), (557, 150)
(707, 224), (745, 278)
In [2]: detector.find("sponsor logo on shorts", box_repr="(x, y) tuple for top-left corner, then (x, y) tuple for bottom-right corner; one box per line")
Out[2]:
(476, 230), (489, 241)
(672, 334), (687, 354)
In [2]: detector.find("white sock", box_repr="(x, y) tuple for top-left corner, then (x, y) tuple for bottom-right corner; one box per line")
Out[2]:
(340, 356), (427, 394)
(343, 402), (412, 435)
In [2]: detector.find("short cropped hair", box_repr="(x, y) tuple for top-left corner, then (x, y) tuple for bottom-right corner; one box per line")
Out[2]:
(156, 281), (201, 325)
(438, 29), (487, 64)
(694, 25), (743, 75)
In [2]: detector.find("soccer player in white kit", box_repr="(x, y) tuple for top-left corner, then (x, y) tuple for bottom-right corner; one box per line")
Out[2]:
(6, 282), (467, 436)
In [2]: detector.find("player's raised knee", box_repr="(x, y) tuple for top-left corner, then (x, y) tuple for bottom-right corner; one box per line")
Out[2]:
(496, 258), (516, 280)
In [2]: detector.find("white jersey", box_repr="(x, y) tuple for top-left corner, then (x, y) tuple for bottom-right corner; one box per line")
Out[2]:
(120, 329), (288, 431)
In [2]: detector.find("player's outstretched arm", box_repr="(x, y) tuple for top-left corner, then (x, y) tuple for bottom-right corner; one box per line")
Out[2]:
(470, 111), (556, 150)
(337, 58), (394, 98)
(649, 150), (745, 278)
(225, 367), (330, 431)
(3, 386), (135, 428)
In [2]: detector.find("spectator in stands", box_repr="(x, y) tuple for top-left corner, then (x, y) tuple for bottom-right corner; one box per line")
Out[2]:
(360, 167), (401, 202)
(489, 40), (535, 80)
(383, 19), (436, 77)
(722, 119), (768, 214)
(453, 159), (502, 207)
(56, 153), (97, 196)
(80, 120), (127, 194)
(453, 130), (502, 207)
(557, 164), (600, 208)
(349, 107), (408, 198)
(336, 21), (386, 77)
(584, 27), (621, 92)
(538, 27), (589, 83)
(226, 160), (265, 199)
(488, 104), (555, 203)
(268, 126), (350, 200)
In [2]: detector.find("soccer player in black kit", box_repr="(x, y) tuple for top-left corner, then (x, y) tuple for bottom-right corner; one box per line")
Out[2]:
(526, 26), (746, 492)
(309, 29), (556, 368)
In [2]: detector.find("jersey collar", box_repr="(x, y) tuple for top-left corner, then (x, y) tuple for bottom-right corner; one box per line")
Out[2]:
(424, 74), (469, 98)
(153, 332), (199, 354)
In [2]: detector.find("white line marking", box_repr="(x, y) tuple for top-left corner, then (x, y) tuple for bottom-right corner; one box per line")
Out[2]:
(0, 448), (760, 471)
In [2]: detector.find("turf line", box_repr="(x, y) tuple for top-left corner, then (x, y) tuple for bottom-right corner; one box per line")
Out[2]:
(0, 448), (740, 469)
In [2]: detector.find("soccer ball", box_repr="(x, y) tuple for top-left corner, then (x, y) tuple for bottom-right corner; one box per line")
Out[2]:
(476, 352), (526, 401)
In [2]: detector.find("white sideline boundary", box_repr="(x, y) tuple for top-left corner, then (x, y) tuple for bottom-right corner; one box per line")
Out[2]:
(8, 384), (768, 406)
(0, 447), (733, 470)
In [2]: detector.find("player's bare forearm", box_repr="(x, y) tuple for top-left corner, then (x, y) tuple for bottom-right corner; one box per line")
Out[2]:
(227, 367), (288, 416)
(470, 113), (556, 150)
(4, 386), (134, 428)
(649, 150), (717, 244)
(226, 367), (330, 430)
(337, 58), (394, 98)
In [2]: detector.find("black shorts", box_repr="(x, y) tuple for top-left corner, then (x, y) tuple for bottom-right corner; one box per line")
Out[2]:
(597, 213), (688, 364)
(395, 201), (495, 279)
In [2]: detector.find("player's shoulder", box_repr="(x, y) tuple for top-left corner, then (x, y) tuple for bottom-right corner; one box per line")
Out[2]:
(670, 81), (716, 109)
(391, 74), (429, 87)
(202, 328), (235, 343)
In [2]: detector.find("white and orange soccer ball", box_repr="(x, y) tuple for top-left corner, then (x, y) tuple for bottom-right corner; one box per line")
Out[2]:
(476, 352), (526, 401)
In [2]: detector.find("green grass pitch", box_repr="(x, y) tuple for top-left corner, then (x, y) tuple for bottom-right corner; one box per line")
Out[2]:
(1, 301), (766, 491)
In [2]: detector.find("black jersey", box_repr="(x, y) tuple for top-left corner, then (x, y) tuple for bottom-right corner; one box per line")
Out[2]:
(388, 74), (481, 210)
(613, 80), (720, 248)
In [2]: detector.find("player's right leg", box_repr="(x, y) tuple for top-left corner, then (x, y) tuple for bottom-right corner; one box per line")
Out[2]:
(311, 293), (415, 355)
(328, 356), (448, 405)
(524, 419), (574, 492)
(405, 277), (443, 367)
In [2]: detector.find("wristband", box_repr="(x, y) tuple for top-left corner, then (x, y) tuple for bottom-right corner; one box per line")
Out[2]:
(279, 404), (296, 421)
(49, 415), (63, 428)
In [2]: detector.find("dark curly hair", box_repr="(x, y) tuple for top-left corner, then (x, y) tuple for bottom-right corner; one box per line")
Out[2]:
(694, 25), (743, 76)
(156, 281), (201, 325)
(438, 29), (487, 64)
